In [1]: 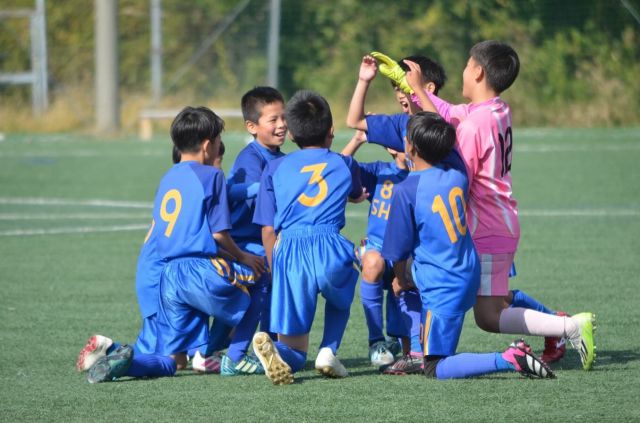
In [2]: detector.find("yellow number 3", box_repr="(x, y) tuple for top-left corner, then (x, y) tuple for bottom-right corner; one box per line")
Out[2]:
(298, 163), (328, 207)
(160, 189), (182, 237)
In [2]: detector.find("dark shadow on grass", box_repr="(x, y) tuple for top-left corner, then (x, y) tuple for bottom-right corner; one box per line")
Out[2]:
(291, 357), (386, 382)
(557, 348), (640, 370)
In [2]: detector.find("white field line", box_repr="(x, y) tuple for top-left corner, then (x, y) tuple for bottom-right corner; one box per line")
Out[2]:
(0, 197), (152, 209)
(0, 213), (149, 220)
(1, 143), (639, 158)
(0, 224), (149, 237)
(0, 197), (637, 237)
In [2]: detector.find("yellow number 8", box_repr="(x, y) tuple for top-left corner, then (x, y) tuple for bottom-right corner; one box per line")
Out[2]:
(160, 189), (182, 237)
(298, 163), (328, 207)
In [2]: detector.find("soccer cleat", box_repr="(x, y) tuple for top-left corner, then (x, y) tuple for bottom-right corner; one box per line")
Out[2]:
(541, 311), (568, 363)
(385, 337), (402, 357)
(369, 340), (395, 367)
(86, 344), (133, 384)
(191, 351), (222, 374)
(252, 332), (293, 385)
(221, 353), (265, 376)
(382, 354), (423, 375)
(76, 334), (114, 372)
(568, 312), (596, 371)
(502, 339), (555, 379)
(315, 347), (348, 378)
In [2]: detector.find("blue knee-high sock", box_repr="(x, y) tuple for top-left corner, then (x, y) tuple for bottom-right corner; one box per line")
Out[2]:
(360, 280), (385, 344)
(126, 353), (177, 378)
(226, 285), (265, 362)
(398, 290), (422, 354)
(510, 289), (555, 315)
(258, 281), (276, 339)
(320, 301), (351, 353)
(274, 341), (307, 373)
(205, 319), (233, 356)
(435, 353), (510, 379)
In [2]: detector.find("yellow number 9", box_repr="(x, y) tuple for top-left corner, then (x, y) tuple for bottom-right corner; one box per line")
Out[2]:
(160, 189), (182, 237)
(298, 163), (328, 207)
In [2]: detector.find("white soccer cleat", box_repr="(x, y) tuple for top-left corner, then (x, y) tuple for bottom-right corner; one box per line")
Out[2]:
(369, 340), (395, 367)
(315, 347), (348, 378)
(76, 334), (114, 372)
(191, 350), (222, 374)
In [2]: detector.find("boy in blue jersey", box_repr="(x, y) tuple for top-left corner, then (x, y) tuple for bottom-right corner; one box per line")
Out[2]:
(341, 132), (421, 373)
(76, 107), (265, 383)
(346, 53), (446, 154)
(382, 111), (554, 379)
(220, 86), (287, 376)
(77, 137), (230, 377)
(252, 90), (366, 385)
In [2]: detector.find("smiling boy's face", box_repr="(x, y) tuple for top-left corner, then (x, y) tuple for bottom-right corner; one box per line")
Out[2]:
(247, 101), (287, 151)
(395, 88), (410, 115)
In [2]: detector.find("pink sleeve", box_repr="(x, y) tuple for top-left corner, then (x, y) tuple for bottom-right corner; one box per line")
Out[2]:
(455, 122), (482, 188)
(411, 92), (469, 128)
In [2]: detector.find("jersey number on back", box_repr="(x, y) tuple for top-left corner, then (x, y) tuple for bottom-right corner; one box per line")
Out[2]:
(160, 189), (182, 237)
(298, 163), (328, 207)
(499, 126), (513, 177)
(431, 186), (467, 243)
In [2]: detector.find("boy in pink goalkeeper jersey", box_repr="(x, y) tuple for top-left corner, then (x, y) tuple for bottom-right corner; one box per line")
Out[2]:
(405, 40), (596, 371)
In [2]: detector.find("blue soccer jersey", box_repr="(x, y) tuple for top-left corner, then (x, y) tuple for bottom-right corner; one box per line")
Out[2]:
(227, 141), (284, 251)
(365, 113), (408, 152)
(359, 161), (409, 248)
(150, 161), (231, 260)
(253, 148), (362, 231)
(253, 148), (362, 335)
(381, 150), (480, 314)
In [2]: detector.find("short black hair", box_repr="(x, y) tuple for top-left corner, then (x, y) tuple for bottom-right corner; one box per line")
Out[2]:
(406, 111), (456, 165)
(170, 106), (224, 154)
(241, 86), (285, 123)
(398, 55), (447, 95)
(171, 144), (181, 163)
(284, 90), (333, 148)
(469, 40), (519, 94)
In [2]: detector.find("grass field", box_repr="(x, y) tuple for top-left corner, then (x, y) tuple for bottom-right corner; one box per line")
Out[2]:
(1, 128), (639, 422)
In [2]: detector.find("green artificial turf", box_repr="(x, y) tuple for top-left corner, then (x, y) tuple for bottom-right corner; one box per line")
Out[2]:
(1, 128), (639, 421)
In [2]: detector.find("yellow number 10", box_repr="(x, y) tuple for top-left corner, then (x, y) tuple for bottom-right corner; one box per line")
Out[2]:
(160, 189), (182, 237)
(431, 187), (467, 243)
(298, 163), (328, 207)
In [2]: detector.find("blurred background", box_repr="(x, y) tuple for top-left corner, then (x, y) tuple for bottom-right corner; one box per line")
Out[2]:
(1, 0), (639, 134)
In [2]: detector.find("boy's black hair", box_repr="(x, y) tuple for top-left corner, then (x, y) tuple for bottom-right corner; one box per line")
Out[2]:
(170, 106), (224, 154)
(406, 111), (456, 165)
(398, 55), (447, 95)
(284, 90), (333, 148)
(218, 140), (225, 157)
(469, 40), (519, 94)
(171, 144), (181, 164)
(241, 86), (285, 123)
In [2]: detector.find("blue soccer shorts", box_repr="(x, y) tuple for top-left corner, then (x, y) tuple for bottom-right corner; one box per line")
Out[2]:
(134, 313), (159, 355)
(421, 308), (466, 357)
(270, 225), (359, 335)
(155, 256), (251, 356)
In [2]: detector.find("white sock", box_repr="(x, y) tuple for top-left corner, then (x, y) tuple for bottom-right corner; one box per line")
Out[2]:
(499, 307), (577, 338)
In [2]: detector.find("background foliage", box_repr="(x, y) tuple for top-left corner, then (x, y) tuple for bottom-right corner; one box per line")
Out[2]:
(0, 0), (639, 131)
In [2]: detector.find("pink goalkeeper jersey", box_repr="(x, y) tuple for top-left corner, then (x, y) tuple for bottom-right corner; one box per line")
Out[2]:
(425, 93), (520, 254)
